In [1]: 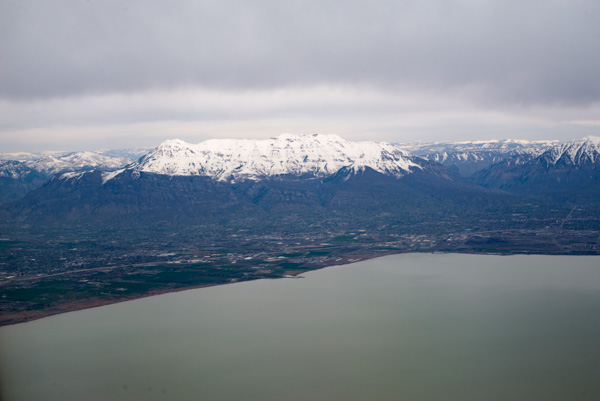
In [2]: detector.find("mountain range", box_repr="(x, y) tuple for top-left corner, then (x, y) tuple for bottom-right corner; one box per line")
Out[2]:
(5, 135), (467, 222)
(0, 151), (133, 202)
(400, 139), (557, 177)
(2, 134), (600, 226)
(475, 136), (600, 198)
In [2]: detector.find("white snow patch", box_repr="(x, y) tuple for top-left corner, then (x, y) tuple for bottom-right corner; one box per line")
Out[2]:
(132, 133), (422, 180)
(101, 169), (125, 184)
(59, 171), (86, 180)
(542, 136), (600, 165)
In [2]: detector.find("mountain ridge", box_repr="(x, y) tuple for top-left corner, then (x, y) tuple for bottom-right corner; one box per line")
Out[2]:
(121, 133), (425, 182)
(474, 136), (600, 196)
(0, 151), (133, 203)
(401, 138), (556, 177)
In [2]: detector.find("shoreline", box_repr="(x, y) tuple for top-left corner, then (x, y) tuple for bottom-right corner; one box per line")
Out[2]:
(0, 282), (225, 328)
(2, 249), (599, 328)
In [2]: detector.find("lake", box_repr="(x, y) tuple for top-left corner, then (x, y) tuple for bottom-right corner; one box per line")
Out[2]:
(1, 253), (600, 401)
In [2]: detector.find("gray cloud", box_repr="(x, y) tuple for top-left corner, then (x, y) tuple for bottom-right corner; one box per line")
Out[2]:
(2, 85), (599, 153)
(2, 0), (599, 105)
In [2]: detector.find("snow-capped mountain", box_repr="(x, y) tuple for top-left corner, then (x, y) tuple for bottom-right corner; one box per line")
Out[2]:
(0, 160), (34, 180)
(0, 151), (133, 203)
(0, 160), (49, 203)
(124, 134), (425, 182)
(98, 148), (152, 161)
(29, 151), (132, 175)
(537, 135), (600, 166)
(475, 136), (600, 195)
(10, 135), (475, 223)
(398, 139), (556, 177)
(0, 151), (65, 161)
(399, 139), (557, 155)
(424, 151), (516, 177)
(8, 134), (600, 225)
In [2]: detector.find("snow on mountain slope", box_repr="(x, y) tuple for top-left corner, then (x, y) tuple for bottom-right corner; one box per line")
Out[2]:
(0, 160), (50, 203)
(540, 136), (600, 166)
(0, 151), (65, 161)
(0, 160), (33, 179)
(0, 152), (133, 202)
(59, 151), (131, 170)
(98, 148), (152, 160)
(427, 151), (506, 165)
(28, 151), (132, 175)
(470, 136), (600, 178)
(128, 134), (423, 181)
(399, 139), (557, 155)
(473, 136), (600, 194)
(398, 138), (556, 177)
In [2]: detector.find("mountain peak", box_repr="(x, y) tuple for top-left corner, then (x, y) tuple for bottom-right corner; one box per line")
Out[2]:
(156, 139), (190, 149)
(274, 133), (345, 142)
(542, 136), (600, 166)
(582, 135), (600, 145)
(130, 134), (422, 181)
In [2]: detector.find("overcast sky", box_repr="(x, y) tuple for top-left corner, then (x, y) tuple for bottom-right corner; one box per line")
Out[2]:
(1, 0), (599, 152)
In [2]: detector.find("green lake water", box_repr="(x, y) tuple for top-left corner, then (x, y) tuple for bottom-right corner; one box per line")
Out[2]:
(1, 253), (600, 400)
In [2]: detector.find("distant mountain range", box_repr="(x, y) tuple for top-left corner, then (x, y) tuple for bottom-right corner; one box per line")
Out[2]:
(400, 139), (557, 177)
(0, 151), (134, 202)
(474, 136), (600, 197)
(2, 134), (600, 225)
(0, 148), (149, 162)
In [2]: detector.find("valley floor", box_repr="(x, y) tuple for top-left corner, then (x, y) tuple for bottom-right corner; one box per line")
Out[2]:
(2, 226), (599, 327)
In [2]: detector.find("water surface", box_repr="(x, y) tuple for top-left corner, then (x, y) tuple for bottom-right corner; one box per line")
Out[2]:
(2, 253), (600, 400)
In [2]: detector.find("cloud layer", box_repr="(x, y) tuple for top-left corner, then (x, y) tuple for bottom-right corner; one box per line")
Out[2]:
(1, 0), (599, 150)
(3, 0), (599, 104)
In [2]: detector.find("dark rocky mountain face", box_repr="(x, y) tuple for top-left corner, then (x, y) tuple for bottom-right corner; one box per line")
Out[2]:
(5, 160), (503, 228)
(8, 171), (257, 224)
